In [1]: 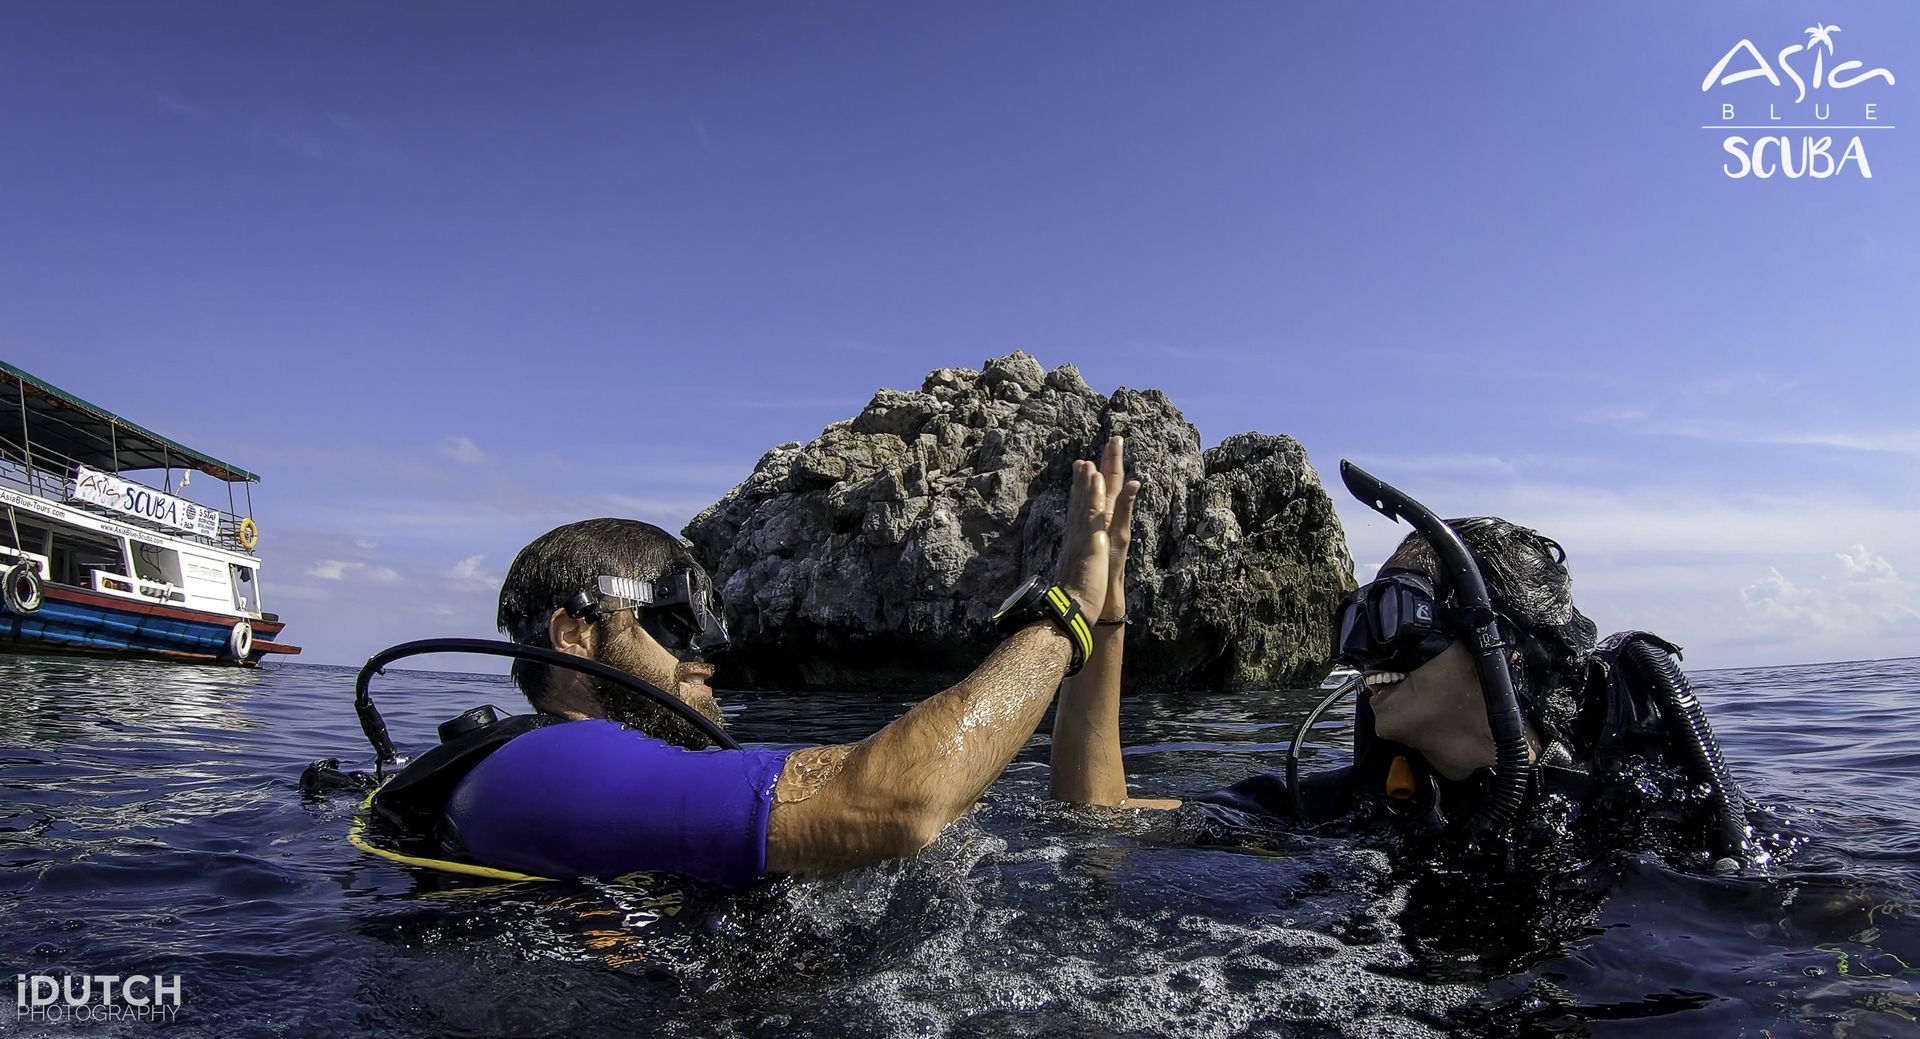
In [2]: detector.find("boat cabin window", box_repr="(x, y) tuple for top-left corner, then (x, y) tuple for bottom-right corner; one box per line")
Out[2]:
(51, 529), (125, 589)
(130, 540), (184, 587)
(231, 564), (258, 613)
(2, 520), (51, 565)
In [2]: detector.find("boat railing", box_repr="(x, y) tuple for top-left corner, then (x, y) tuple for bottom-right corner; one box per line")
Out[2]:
(0, 433), (255, 555)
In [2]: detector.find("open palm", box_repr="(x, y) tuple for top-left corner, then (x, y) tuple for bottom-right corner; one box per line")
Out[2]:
(1094, 437), (1142, 623)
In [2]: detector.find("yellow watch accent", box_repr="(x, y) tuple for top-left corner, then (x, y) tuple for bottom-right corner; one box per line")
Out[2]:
(1044, 585), (1095, 665)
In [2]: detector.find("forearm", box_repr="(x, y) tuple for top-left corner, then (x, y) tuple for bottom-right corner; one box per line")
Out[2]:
(844, 624), (1070, 821)
(1049, 625), (1128, 805)
(765, 624), (1072, 872)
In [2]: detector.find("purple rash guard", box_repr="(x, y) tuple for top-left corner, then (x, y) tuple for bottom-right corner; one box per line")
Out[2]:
(444, 719), (792, 888)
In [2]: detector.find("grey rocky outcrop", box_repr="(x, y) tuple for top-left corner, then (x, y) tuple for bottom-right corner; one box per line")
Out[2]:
(684, 352), (1355, 693)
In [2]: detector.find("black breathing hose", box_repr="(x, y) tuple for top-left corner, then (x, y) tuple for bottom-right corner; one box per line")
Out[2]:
(1615, 639), (1751, 862)
(1338, 461), (1531, 848)
(354, 637), (741, 778)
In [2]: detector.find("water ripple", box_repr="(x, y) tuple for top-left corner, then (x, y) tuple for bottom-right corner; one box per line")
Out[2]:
(0, 654), (1914, 1037)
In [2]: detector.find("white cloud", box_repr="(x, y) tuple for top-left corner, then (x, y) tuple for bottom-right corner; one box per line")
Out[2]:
(1331, 479), (1920, 669)
(1740, 546), (1920, 637)
(310, 559), (354, 580)
(450, 554), (497, 586)
(310, 559), (401, 585)
(439, 436), (488, 464)
(1836, 545), (1899, 580)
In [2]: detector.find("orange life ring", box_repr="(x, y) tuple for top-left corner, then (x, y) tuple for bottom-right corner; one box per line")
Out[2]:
(237, 518), (260, 551)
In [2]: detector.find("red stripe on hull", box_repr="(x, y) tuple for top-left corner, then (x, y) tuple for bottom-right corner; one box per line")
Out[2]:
(40, 582), (289, 637)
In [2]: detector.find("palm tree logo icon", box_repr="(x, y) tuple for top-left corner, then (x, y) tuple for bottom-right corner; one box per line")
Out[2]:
(1803, 25), (1840, 54)
(1800, 25), (1842, 103)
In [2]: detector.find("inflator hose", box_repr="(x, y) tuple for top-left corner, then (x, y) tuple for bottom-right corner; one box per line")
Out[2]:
(1615, 639), (1751, 863)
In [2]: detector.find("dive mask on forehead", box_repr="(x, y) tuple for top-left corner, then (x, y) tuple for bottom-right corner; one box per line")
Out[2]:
(568, 568), (731, 657)
(1332, 569), (1455, 673)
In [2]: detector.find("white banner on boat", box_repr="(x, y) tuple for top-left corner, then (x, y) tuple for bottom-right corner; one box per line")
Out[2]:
(67, 465), (223, 540)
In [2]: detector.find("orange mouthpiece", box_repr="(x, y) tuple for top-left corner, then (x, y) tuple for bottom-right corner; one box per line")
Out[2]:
(1386, 756), (1417, 800)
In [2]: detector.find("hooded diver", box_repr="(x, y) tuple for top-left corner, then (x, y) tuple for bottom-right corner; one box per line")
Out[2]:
(1051, 457), (1757, 872)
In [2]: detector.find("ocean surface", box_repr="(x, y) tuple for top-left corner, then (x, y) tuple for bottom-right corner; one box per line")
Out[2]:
(1, 651), (1916, 1038)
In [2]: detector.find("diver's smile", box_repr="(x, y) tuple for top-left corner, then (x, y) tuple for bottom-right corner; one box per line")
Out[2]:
(1364, 669), (1407, 706)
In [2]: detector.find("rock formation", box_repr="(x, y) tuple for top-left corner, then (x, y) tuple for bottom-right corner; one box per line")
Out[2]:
(684, 353), (1355, 693)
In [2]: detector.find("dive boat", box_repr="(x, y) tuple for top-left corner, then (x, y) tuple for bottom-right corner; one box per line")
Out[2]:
(0, 361), (299, 665)
(1318, 667), (1360, 691)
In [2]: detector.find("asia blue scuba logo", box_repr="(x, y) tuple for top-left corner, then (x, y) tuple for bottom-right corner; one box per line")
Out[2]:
(1702, 23), (1896, 179)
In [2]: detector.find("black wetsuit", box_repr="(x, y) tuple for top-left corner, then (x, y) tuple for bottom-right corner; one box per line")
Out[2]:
(1191, 632), (1760, 977)
(1196, 632), (1754, 873)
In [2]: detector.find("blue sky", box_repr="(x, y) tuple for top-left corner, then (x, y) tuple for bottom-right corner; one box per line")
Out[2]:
(3, 2), (1916, 670)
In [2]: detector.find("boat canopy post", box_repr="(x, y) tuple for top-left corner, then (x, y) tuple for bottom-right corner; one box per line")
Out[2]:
(245, 482), (253, 519)
(227, 480), (236, 518)
(16, 377), (33, 494)
(110, 422), (119, 472)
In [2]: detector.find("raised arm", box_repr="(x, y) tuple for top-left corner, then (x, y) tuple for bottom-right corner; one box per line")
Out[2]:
(1049, 437), (1179, 810)
(764, 454), (1115, 874)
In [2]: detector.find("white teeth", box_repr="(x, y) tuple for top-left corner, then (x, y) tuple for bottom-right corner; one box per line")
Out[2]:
(1364, 671), (1406, 689)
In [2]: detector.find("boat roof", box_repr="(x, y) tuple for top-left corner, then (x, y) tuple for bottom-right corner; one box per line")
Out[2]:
(0, 361), (260, 483)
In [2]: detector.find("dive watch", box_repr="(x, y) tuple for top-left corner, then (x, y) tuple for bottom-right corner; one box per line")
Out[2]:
(992, 575), (1094, 676)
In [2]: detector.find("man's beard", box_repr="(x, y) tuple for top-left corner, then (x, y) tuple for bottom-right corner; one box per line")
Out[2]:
(593, 643), (727, 750)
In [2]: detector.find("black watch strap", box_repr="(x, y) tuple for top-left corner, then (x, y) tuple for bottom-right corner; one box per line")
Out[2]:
(992, 576), (1093, 676)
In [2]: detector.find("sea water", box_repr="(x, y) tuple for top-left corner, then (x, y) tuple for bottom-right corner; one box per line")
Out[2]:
(1, 654), (1915, 1037)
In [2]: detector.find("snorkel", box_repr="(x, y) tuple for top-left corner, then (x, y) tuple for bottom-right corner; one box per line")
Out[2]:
(1337, 461), (1531, 849)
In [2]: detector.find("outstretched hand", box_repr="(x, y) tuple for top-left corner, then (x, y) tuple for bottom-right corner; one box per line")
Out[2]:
(1095, 436), (1142, 623)
(1055, 452), (1112, 625)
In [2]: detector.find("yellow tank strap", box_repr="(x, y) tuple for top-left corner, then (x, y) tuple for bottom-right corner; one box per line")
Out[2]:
(349, 790), (554, 883)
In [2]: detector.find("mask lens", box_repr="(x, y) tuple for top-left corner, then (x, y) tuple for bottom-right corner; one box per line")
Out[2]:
(638, 609), (695, 654)
(698, 611), (730, 655)
(1338, 573), (1450, 671)
(1376, 586), (1404, 641)
(635, 568), (729, 657)
(1336, 603), (1362, 648)
(1332, 594), (1370, 664)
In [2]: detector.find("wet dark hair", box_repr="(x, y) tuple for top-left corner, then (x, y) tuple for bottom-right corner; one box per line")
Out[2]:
(496, 518), (699, 706)
(1384, 517), (1599, 746)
